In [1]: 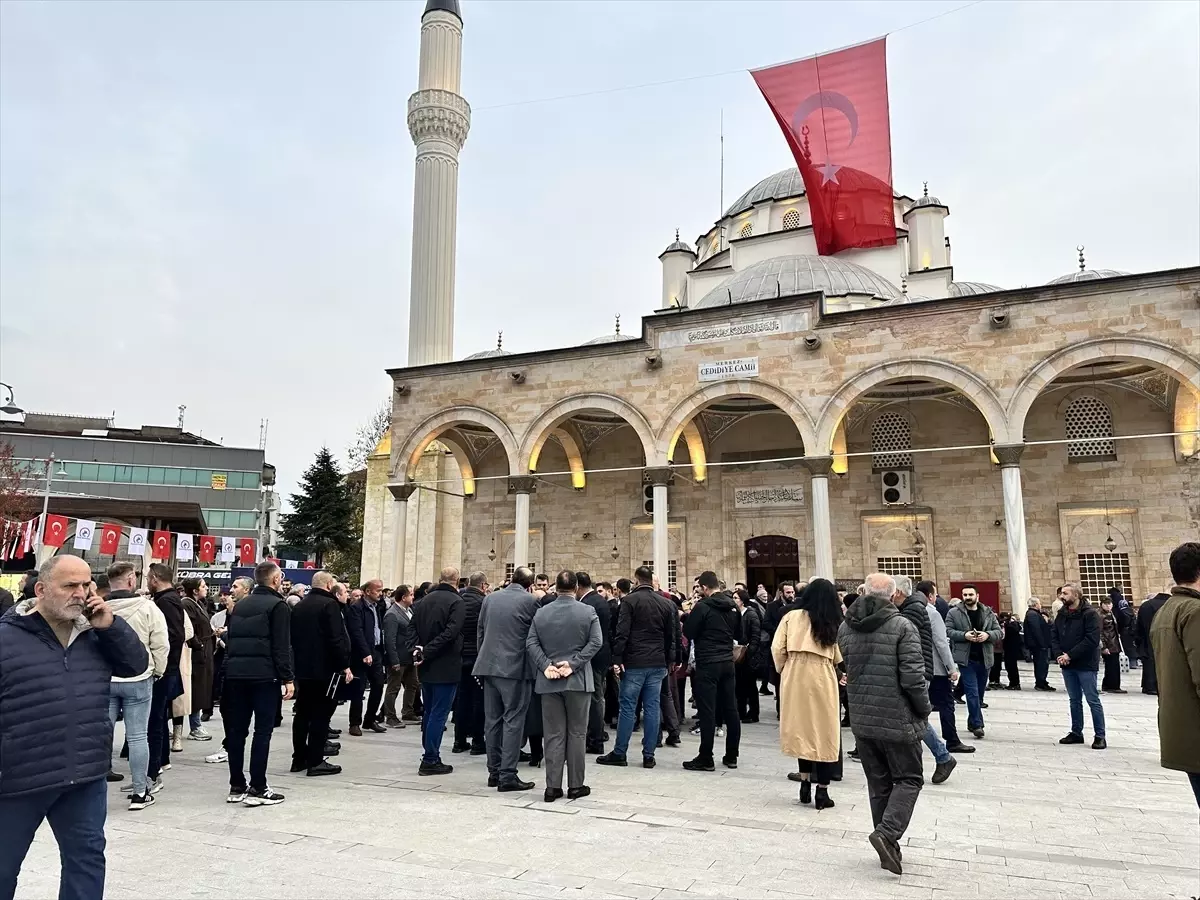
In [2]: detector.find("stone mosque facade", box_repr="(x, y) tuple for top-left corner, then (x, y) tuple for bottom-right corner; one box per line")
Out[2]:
(360, 0), (1200, 615)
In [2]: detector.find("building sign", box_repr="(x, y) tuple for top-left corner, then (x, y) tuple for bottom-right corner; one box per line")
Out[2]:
(686, 318), (781, 345)
(177, 568), (232, 582)
(699, 357), (759, 382)
(211, 473), (228, 490)
(733, 484), (805, 509)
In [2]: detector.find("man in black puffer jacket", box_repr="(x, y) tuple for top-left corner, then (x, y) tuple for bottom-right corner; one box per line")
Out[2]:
(894, 576), (956, 785)
(839, 573), (931, 877)
(452, 572), (487, 754)
(411, 567), (465, 776)
(1051, 584), (1106, 749)
(682, 571), (741, 772)
(0, 556), (147, 900)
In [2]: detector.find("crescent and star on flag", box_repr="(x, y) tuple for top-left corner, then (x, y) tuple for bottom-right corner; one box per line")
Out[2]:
(791, 89), (859, 186)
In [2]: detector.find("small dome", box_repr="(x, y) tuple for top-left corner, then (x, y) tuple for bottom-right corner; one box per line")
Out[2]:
(1047, 269), (1129, 285)
(724, 167), (906, 219)
(908, 182), (945, 210)
(583, 315), (631, 346)
(695, 255), (902, 309)
(464, 331), (511, 360)
(659, 229), (695, 258)
(948, 281), (1002, 297)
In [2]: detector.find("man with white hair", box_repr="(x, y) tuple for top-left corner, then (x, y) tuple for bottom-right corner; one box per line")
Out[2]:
(839, 572), (931, 876)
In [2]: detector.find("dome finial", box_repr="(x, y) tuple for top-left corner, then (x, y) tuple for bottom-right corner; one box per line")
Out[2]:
(496, 330), (503, 351)
(922, 181), (928, 198)
(901, 274), (908, 296)
(614, 314), (621, 336)
(1077, 245), (1086, 272)
(674, 228), (679, 241)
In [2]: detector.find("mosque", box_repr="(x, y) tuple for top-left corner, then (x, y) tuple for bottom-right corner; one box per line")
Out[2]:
(360, 0), (1200, 615)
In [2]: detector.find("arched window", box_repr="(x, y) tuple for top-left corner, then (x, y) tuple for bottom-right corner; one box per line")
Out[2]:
(737, 221), (754, 239)
(1065, 395), (1116, 460)
(871, 411), (912, 471)
(782, 208), (801, 230)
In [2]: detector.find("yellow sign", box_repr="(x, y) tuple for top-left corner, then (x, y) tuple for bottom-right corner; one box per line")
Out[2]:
(211, 473), (228, 490)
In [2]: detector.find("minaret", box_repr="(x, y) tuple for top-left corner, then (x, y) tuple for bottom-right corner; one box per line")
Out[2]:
(406, 0), (470, 366)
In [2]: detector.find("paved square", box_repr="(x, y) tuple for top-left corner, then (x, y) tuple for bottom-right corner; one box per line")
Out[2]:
(14, 665), (1199, 899)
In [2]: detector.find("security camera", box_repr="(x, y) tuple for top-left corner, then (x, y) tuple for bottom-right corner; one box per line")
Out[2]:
(802, 333), (822, 350)
(395, 385), (411, 396)
(508, 371), (526, 384)
(645, 354), (662, 370)
(989, 308), (1009, 329)
(993, 519), (1002, 527)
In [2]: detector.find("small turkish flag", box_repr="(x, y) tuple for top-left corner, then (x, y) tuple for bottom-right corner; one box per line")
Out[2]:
(198, 535), (217, 563)
(99, 524), (122, 555)
(238, 538), (257, 564)
(151, 530), (172, 559)
(302, 561), (316, 569)
(43, 514), (70, 548)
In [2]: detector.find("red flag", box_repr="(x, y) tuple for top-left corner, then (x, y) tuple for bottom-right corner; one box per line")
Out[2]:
(198, 535), (217, 563)
(43, 514), (70, 548)
(238, 538), (257, 564)
(22, 518), (36, 555)
(302, 561), (315, 569)
(151, 530), (172, 559)
(751, 39), (895, 255)
(99, 523), (122, 555)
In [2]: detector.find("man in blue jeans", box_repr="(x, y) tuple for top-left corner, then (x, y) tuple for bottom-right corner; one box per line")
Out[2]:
(598, 566), (676, 769)
(412, 567), (466, 776)
(945, 586), (1001, 740)
(1051, 583), (1106, 750)
(0, 555), (148, 900)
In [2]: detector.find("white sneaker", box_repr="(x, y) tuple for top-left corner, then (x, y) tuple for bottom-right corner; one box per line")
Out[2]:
(161, 763), (172, 771)
(128, 792), (155, 811)
(188, 728), (213, 741)
(243, 786), (285, 806)
(716, 726), (725, 738)
(226, 789), (247, 803)
(689, 725), (701, 736)
(149, 777), (165, 795)
(205, 751), (228, 764)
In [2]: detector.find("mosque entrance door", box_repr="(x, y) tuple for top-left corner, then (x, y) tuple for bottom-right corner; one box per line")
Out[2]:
(744, 535), (800, 597)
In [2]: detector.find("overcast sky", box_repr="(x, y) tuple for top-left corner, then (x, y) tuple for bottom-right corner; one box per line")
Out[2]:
(2, 0), (1197, 502)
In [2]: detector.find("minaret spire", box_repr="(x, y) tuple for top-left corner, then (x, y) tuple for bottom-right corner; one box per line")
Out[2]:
(406, 1), (470, 366)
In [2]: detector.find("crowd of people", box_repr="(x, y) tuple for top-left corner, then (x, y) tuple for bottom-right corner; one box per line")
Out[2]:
(1, 542), (1198, 897)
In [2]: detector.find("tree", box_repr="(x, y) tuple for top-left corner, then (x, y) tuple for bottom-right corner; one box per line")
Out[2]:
(279, 447), (355, 567)
(346, 398), (392, 472)
(324, 469), (366, 585)
(0, 442), (37, 524)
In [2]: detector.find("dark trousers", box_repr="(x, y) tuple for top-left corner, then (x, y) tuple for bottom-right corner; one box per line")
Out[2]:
(292, 679), (336, 768)
(988, 653), (1003, 685)
(1032, 648), (1050, 687)
(856, 737), (924, 843)
(1004, 655), (1021, 687)
(735, 663), (760, 721)
(1141, 653), (1158, 693)
(797, 758), (835, 784)
(1188, 772), (1200, 808)
(223, 679), (279, 792)
(350, 658), (385, 727)
(0, 778), (107, 900)
(694, 661), (741, 763)
(1102, 653), (1121, 690)
(210, 648), (226, 712)
(146, 671), (180, 781)
(659, 671), (681, 737)
(453, 661), (485, 748)
(587, 665), (606, 747)
(927, 675), (960, 745)
(420, 682), (457, 765)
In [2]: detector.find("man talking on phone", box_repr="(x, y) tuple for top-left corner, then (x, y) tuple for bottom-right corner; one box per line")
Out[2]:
(0, 555), (148, 900)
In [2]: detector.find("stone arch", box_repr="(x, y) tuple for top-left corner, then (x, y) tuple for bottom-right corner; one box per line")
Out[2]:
(816, 359), (1011, 454)
(435, 434), (478, 496)
(541, 427), (587, 490)
(394, 406), (520, 482)
(658, 380), (818, 475)
(667, 420), (708, 483)
(520, 393), (659, 473)
(1006, 337), (1200, 442)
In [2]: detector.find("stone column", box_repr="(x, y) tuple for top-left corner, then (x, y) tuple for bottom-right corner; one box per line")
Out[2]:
(994, 444), (1032, 618)
(643, 467), (674, 581)
(802, 456), (835, 580)
(387, 483), (417, 587)
(507, 476), (536, 570)
(406, 3), (470, 367)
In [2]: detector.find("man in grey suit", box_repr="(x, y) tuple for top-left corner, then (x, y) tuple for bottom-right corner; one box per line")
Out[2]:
(473, 566), (539, 792)
(527, 570), (603, 803)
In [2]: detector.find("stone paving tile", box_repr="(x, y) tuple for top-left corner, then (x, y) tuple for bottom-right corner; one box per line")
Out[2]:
(11, 663), (1199, 899)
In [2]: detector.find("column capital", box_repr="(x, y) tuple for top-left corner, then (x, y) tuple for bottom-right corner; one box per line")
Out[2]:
(507, 475), (537, 495)
(642, 466), (675, 486)
(993, 444), (1026, 468)
(800, 456), (835, 477)
(387, 483), (418, 502)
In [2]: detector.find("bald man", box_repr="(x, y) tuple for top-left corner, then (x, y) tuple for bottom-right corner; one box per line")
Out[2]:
(289, 571), (353, 776)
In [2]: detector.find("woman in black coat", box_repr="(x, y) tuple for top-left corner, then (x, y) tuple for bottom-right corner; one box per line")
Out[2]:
(1003, 615), (1023, 689)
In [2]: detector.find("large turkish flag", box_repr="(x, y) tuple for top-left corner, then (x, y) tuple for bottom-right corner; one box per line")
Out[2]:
(752, 38), (895, 255)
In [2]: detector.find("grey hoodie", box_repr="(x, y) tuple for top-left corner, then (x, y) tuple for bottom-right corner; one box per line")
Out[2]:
(107, 590), (169, 681)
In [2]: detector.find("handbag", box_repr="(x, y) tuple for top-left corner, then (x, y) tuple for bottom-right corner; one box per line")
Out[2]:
(732, 644), (748, 665)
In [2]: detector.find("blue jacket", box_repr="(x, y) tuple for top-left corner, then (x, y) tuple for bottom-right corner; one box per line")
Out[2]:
(0, 599), (148, 797)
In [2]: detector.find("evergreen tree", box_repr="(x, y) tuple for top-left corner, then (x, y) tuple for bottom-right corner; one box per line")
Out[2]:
(280, 447), (354, 567)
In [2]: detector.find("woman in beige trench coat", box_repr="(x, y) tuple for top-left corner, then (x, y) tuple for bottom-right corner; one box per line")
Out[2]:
(771, 578), (843, 809)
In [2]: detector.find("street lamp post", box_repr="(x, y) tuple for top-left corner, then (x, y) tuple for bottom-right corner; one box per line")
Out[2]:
(0, 382), (23, 416)
(36, 454), (57, 549)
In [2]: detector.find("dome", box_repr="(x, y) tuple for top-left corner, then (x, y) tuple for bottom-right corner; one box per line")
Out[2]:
(1047, 269), (1129, 285)
(907, 182), (945, 211)
(695, 255), (902, 309)
(723, 167), (905, 219)
(659, 229), (695, 258)
(464, 331), (511, 360)
(948, 281), (1002, 297)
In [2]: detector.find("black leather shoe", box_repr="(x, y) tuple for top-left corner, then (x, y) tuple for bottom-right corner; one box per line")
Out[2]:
(1091, 737), (1107, 750)
(1059, 732), (1085, 745)
(544, 787), (564, 803)
(487, 774), (499, 787)
(327, 729), (341, 738)
(981, 702), (989, 709)
(470, 744), (486, 755)
(518, 750), (531, 762)
(665, 733), (681, 747)
(944, 742), (976, 754)
(567, 785), (591, 800)
(722, 756), (738, 769)
(451, 742), (470, 754)
(366, 722), (388, 734)
(799, 780), (812, 804)
(585, 744), (605, 755)
(642, 757), (656, 769)
(106, 770), (125, 783)
(596, 753), (627, 767)
(419, 761), (453, 776)
(682, 757), (715, 772)
(290, 760), (308, 773)
(498, 777), (535, 792)
(324, 741), (340, 754)
(307, 761), (341, 777)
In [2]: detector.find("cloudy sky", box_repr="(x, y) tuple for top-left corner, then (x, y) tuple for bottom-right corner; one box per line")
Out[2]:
(2, 0), (1197, 501)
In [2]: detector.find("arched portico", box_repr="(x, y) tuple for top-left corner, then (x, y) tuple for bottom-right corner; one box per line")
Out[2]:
(519, 393), (659, 475)
(394, 406), (520, 482)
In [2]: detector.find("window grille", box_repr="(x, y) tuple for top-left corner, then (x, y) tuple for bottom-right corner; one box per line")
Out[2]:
(1077, 553), (1132, 605)
(872, 412), (913, 471)
(1065, 396), (1116, 460)
(737, 221), (753, 238)
(782, 209), (801, 230)
(641, 559), (677, 587)
(876, 556), (924, 580)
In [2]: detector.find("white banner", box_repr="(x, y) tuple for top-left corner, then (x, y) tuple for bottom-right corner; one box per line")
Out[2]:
(73, 519), (96, 551)
(699, 356), (759, 382)
(176, 533), (194, 562)
(128, 527), (148, 557)
(219, 537), (237, 563)
(284, 559), (298, 570)
(733, 484), (806, 509)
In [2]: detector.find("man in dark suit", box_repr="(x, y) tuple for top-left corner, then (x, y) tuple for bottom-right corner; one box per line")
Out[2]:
(411, 567), (465, 776)
(289, 571), (352, 776)
(575, 571), (611, 754)
(1138, 588), (1171, 695)
(342, 584), (376, 737)
(474, 566), (539, 791)
(382, 585), (419, 726)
